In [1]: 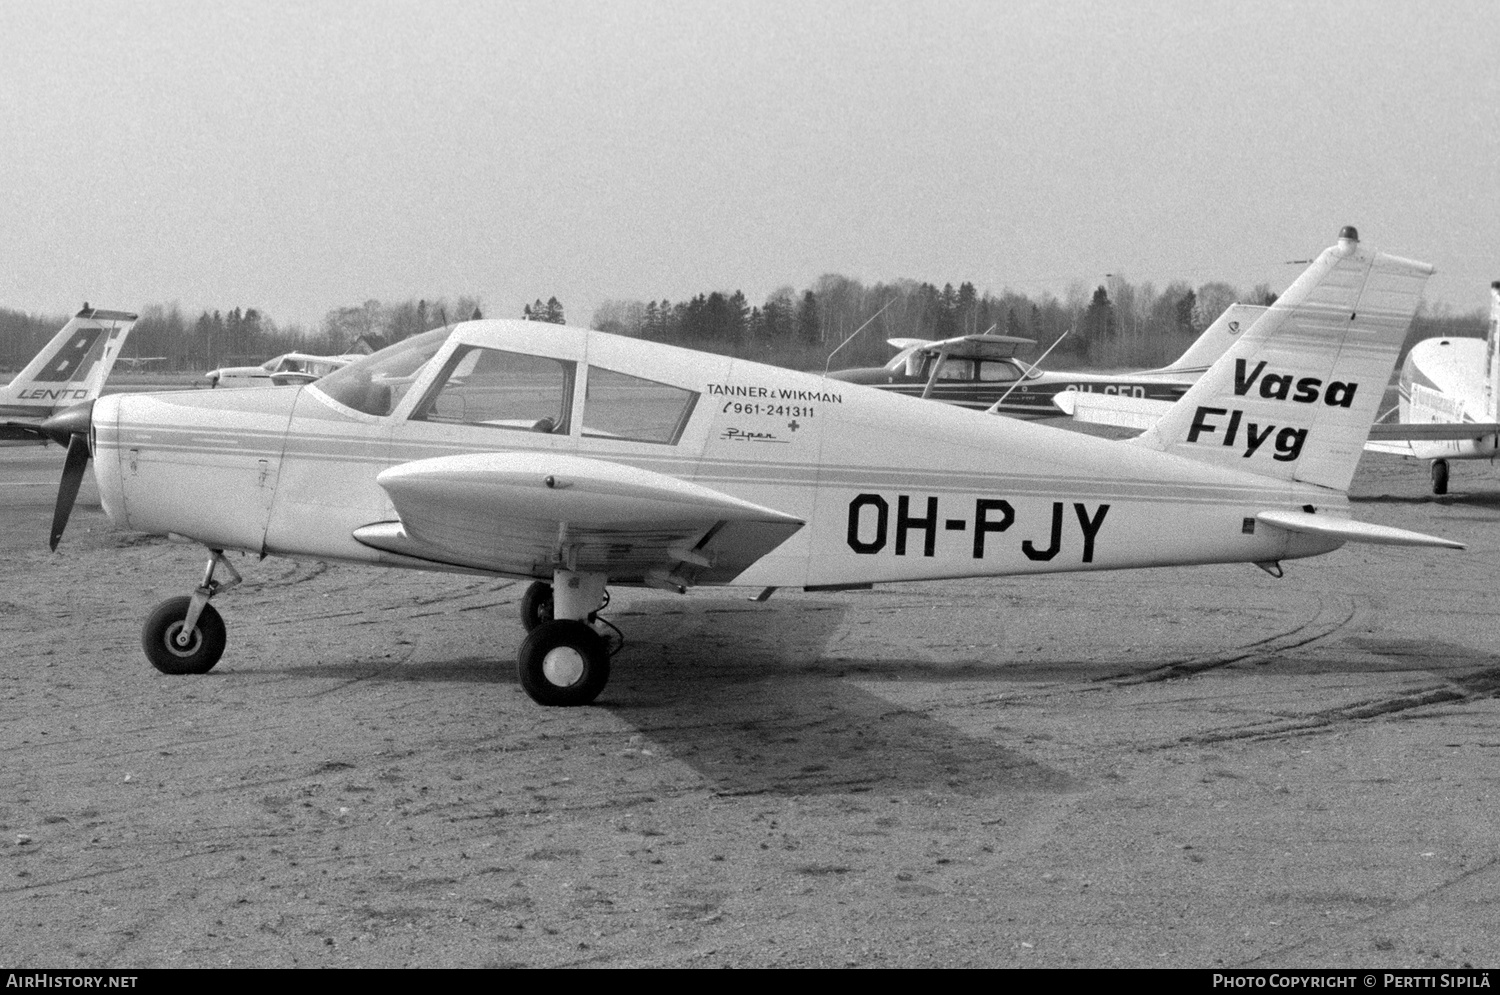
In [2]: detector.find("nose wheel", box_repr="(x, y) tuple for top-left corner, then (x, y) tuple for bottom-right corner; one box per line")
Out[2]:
(142, 596), (226, 674)
(142, 549), (239, 675)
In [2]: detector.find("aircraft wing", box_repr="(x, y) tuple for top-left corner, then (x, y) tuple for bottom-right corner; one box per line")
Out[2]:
(916, 333), (1036, 360)
(1365, 422), (1500, 440)
(1362, 422), (1500, 456)
(353, 452), (805, 589)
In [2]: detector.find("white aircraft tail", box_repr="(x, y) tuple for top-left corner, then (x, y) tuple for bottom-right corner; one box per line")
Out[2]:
(1153, 302), (1270, 374)
(1130, 228), (1432, 493)
(0, 306), (137, 415)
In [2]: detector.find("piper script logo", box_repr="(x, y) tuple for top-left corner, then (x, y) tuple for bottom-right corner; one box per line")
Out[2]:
(1186, 359), (1359, 462)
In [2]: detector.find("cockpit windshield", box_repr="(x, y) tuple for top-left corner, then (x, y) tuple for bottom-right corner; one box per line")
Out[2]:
(312, 327), (449, 416)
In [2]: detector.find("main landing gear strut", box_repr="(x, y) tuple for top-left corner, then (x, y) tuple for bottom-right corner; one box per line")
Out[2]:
(141, 549), (240, 675)
(516, 570), (621, 707)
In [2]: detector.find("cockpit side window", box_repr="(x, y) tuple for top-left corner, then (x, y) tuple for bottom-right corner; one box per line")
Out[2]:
(977, 360), (1020, 383)
(936, 357), (974, 381)
(581, 368), (698, 444)
(410, 346), (576, 434)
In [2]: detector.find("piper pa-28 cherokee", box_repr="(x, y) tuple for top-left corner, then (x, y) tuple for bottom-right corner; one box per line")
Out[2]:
(205, 351), (355, 388)
(1, 305), (136, 446)
(825, 302), (1268, 417)
(1362, 281), (1500, 494)
(43, 227), (1459, 707)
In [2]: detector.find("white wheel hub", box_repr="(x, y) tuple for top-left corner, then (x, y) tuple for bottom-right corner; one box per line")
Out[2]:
(541, 645), (586, 687)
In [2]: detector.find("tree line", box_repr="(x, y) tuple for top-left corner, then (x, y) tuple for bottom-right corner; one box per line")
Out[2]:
(591, 275), (1489, 371)
(0, 277), (1486, 375)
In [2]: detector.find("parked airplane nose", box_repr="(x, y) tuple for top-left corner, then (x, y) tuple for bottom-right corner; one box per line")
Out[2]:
(39, 400), (96, 550)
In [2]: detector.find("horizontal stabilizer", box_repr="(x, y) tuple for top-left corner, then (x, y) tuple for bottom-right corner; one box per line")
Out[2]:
(1256, 510), (1463, 549)
(1052, 391), (1173, 429)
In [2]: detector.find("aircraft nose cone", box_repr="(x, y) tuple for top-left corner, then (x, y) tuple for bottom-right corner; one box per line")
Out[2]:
(40, 399), (94, 446)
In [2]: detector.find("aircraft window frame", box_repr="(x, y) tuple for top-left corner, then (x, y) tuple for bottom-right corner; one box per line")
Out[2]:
(580, 367), (699, 446)
(408, 345), (577, 435)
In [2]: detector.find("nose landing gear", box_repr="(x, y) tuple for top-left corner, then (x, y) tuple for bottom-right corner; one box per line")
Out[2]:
(141, 550), (240, 675)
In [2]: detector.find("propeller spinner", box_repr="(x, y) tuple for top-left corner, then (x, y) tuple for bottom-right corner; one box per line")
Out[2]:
(39, 400), (95, 551)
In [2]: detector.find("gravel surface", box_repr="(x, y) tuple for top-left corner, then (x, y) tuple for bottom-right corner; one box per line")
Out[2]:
(2, 449), (1497, 968)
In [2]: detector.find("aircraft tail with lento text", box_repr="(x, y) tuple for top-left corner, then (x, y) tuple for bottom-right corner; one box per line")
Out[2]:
(0, 305), (137, 445)
(1131, 226), (1431, 494)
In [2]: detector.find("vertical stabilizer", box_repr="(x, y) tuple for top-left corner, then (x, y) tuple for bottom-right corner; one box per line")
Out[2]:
(0, 307), (137, 415)
(1130, 228), (1432, 492)
(1157, 302), (1270, 374)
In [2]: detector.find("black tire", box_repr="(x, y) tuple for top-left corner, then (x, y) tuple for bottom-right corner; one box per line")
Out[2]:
(520, 581), (553, 633)
(517, 620), (609, 706)
(1431, 459), (1449, 496)
(142, 596), (226, 675)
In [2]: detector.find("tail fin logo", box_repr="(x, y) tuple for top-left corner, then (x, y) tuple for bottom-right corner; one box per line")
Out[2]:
(31, 328), (106, 384)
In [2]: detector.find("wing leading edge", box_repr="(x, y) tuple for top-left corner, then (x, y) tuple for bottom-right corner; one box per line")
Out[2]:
(353, 452), (805, 588)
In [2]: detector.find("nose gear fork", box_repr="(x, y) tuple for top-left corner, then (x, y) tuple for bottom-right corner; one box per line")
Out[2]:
(178, 549), (242, 645)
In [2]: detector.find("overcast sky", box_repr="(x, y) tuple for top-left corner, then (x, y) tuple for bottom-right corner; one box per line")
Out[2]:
(3, 0), (1496, 330)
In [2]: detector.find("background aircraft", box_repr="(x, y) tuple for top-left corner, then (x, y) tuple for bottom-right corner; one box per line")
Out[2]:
(205, 351), (355, 388)
(1362, 282), (1500, 494)
(825, 303), (1268, 416)
(0, 305), (136, 446)
(43, 228), (1456, 707)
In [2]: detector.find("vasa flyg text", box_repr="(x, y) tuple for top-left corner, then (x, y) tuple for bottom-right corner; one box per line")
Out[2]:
(1186, 359), (1360, 462)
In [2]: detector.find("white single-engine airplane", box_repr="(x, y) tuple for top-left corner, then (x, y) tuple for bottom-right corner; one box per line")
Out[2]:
(826, 303), (1268, 417)
(205, 351), (356, 388)
(43, 228), (1459, 706)
(1, 305), (137, 446)
(1361, 281), (1500, 494)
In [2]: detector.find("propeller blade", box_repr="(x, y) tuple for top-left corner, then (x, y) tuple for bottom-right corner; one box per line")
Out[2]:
(50, 433), (91, 551)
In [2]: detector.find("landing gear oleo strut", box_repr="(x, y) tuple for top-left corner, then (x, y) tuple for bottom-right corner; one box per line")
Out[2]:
(141, 550), (240, 675)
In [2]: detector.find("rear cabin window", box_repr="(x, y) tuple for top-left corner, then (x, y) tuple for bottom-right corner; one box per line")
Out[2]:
(581, 368), (698, 445)
(410, 346), (576, 434)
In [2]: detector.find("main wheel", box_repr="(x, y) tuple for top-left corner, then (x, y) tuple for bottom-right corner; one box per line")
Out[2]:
(519, 581), (554, 633)
(517, 620), (609, 706)
(142, 596), (226, 675)
(1431, 459), (1449, 495)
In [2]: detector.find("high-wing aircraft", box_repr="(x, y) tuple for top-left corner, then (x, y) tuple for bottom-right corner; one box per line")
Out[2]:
(205, 351), (355, 388)
(1360, 282), (1500, 494)
(0, 305), (136, 446)
(43, 228), (1458, 707)
(825, 303), (1268, 416)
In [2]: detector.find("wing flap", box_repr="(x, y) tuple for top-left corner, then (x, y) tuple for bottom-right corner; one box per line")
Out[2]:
(1256, 510), (1463, 549)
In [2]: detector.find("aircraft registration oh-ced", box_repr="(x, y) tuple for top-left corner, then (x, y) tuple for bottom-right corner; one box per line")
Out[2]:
(42, 227), (1460, 706)
(1361, 281), (1500, 494)
(0, 305), (136, 446)
(824, 302), (1269, 417)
